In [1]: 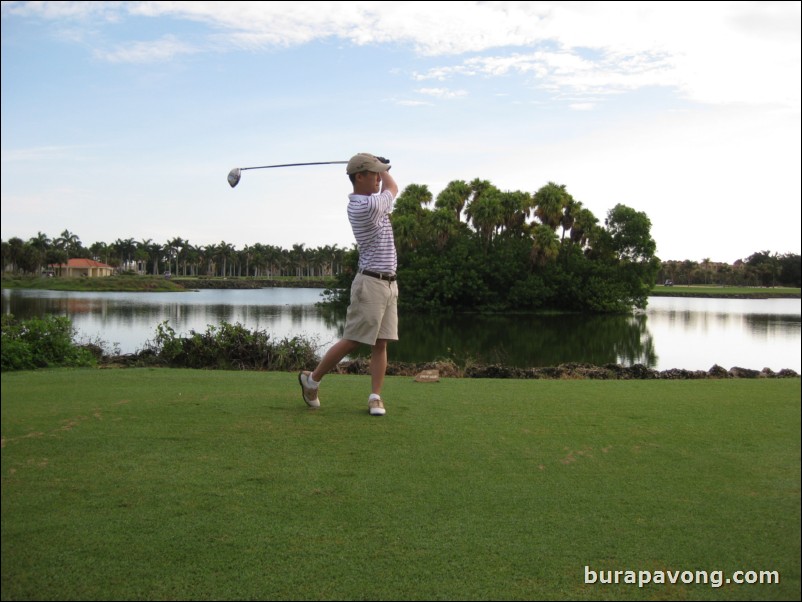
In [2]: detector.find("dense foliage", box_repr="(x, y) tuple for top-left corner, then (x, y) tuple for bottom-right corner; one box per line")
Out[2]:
(329, 180), (661, 313)
(1, 316), (320, 372)
(658, 252), (802, 288)
(1, 315), (96, 371)
(145, 321), (319, 370)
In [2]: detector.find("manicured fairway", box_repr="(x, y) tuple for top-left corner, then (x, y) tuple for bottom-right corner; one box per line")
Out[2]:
(2, 369), (799, 600)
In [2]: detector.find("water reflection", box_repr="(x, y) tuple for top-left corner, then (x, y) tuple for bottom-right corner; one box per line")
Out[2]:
(643, 297), (800, 371)
(1, 289), (341, 355)
(2, 289), (800, 371)
(374, 312), (657, 368)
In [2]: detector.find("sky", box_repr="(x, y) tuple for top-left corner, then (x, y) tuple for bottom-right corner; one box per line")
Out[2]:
(2, 1), (800, 263)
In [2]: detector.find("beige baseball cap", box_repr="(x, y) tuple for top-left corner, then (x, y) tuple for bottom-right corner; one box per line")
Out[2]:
(346, 153), (391, 175)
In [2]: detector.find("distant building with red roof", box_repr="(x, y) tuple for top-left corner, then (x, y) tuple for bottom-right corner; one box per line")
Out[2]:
(50, 258), (114, 278)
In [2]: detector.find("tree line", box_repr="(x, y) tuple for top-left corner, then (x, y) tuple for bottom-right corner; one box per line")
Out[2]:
(658, 253), (800, 288)
(0, 233), (347, 279)
(3, 177), (799, 312)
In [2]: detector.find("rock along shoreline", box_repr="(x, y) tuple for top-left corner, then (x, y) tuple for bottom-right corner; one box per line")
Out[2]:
(337, 358), (800, 380)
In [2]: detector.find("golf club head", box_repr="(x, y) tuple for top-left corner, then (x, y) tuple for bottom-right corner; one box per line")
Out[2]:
(227, 168), (242, 188)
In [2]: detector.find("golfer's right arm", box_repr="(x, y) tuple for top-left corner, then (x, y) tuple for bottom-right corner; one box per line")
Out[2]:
(380, 170), (398, 198)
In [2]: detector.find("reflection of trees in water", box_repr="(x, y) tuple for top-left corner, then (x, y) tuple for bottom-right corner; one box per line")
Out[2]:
(1, 292), (337, 346)
(646, 307), (800, 339)
(354, 312), (657, 368)
(4, 291), (798, 368)
(745, 313), (801, 337)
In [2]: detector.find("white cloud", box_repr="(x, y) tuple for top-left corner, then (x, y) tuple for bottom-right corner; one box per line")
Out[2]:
(1, 0), (119, 20)
(416, 87), (468, 100)
(7, 1), (799, 108)
(395, 99), (433, 107)
(93, 34), (198, 63)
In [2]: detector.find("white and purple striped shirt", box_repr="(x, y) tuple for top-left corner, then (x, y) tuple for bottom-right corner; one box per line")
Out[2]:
(347, 189), (397, 274)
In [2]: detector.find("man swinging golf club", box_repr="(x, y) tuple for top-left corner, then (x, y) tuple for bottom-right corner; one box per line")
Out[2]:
(298, 153), (399, 416)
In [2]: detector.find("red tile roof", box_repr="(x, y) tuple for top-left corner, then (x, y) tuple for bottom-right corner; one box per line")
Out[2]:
(51, 258), (113, 268)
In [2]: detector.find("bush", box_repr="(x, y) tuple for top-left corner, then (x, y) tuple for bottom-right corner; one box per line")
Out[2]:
(144, 320), (319, 371)
(1, 314), (96, 371)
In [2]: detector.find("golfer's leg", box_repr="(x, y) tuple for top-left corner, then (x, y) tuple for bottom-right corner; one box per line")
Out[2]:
(312, 339), (360, 382)
(371, 339), (388, 396)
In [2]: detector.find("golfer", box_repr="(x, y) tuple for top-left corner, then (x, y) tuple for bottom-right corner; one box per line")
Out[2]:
(299, 153), (399, 416)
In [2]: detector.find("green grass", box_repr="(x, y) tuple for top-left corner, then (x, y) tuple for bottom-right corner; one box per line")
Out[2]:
(0, 274), (335, 292)
(652, 284), (800, 298)
(2, 370), (800, 601)
(0, 275), (185, 292)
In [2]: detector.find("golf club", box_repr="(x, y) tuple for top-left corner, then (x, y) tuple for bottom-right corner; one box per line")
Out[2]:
(227, 161), (348, 188)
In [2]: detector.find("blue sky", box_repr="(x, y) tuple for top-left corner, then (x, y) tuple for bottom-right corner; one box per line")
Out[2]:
(2, 1), (800, 262)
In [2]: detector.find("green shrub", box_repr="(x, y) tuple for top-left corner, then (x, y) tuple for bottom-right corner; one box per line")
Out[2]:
(1, 314), (96, 371)
(146, 320), (319, 371)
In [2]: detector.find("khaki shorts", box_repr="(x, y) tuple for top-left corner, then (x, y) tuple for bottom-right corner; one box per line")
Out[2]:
(342, 273), (399, 345)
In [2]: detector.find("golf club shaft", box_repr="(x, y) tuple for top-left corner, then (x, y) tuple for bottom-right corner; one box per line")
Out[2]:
(240, 161), (347, 171)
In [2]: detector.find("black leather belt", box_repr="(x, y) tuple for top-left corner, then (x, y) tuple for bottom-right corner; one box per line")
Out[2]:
(359, 269), (397, 282)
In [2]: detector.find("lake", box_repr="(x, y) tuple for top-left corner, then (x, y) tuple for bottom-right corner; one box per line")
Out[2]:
(2, 288), (800, 372)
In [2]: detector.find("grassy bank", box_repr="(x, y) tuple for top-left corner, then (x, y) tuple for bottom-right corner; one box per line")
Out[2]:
(651, 284), (801, 298)
(0, 275), (335, 292)
(2, 370), (799, 600)
(3, 276), (799, 297)
(0, 275), (186, 292)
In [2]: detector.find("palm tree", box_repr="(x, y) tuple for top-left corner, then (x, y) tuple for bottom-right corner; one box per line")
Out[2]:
(89, 241), (112, 265)
(264, 245), (282, 277)
(308, 247), (325, 277)
(560, 197), (581, 241)
(135, 239), (152, 274)
(392, 213), (422, 253)
(5, 237), (25, 273)
(319, 244), (335, 277)
(177, 239), (192, 276)
(430, 208), (460, 250)
(166, 237), (187, 275)
(216, 241), (235, 277)
(201, 244), (217, 276)
(184, 243), (200, 276)
(530, 224), (560, 266)
(569, 207), (599, 248)
(56, 229), (83, 258)
(146, 240), (163, 275)
(290, 243), (307, 277)
(27, 232), (52, 274)
(28, 232), (52, 252)
(499, 190), (531, 234)
(250, 243), (268, 277)
(435, 180), (472, 222)
(465, 184), (502, 246)
(240, 245), (253, 277)
(533, 182), (571, 231)
(394, 184), (433, 217)
(114, 238), (137, 271)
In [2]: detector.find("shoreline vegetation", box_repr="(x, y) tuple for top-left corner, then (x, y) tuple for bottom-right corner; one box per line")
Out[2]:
(2, 311), (799, 378)
(1, 275), (800, 298)
(101, 353), (800, 379)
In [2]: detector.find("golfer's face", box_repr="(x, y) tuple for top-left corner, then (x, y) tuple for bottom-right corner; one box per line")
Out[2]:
(361, 171), (381, 193)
